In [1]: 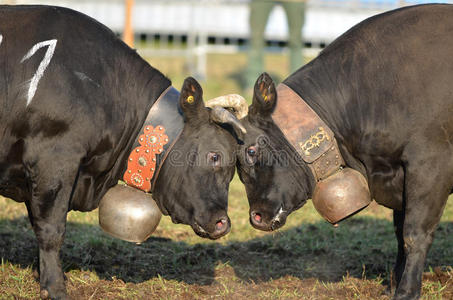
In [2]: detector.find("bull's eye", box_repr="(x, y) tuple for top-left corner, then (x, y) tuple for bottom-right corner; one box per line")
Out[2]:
(208, 152), (221, 167)
(246, 146), (258, 165)
(247, 147), (257, 156)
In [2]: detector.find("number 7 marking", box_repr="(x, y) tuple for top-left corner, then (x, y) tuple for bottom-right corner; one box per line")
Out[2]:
(21, 39), (57, 106)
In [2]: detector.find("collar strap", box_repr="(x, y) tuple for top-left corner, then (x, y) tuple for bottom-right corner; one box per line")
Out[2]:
(123, 86), (183, 192)
(272, 83), (345, 181)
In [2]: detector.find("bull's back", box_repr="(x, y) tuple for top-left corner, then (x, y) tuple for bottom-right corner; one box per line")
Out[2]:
(0, 6), (163, 207)
(0, 5), (127, 110)
(290, 4), (453, 157)
(353, 4), (453, 155)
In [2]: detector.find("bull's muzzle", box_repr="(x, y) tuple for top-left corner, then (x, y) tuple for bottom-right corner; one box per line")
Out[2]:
(193, 215), (231, 240)
(250, 206), (288, 231)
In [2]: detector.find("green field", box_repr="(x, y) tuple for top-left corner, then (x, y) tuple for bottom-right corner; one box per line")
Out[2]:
(0, 53), (452, 299)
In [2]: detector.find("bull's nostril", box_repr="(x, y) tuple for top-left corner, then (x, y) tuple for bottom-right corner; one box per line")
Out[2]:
(216, 218), (227, 230)
(251, 212), (262, 223)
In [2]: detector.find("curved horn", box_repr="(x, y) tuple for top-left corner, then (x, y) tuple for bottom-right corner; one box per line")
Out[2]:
(209, 106), (247, 135)
(205, 94), (248, 119)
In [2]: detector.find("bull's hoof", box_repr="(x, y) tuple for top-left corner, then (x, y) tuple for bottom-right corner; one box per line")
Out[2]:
(40, 289), (49, 299)
(33, 269), (40, 281)
(40, 287), (69, 300)
(392, 291), (420, 300)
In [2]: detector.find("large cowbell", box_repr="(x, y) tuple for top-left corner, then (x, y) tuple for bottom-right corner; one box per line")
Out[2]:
(99, 184), (162, 243)
(272, 84), (372, 225)
(312, 167), (371, 224)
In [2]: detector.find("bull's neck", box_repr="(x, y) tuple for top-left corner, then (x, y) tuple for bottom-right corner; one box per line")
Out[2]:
(283, 60), (346, 139)
(272, 83), (346, 183)
(108, 47), (181, 193)
(282, 54), (363, 173)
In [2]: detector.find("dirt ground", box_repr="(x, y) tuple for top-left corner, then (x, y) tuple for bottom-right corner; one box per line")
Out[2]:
(2, 264), (452, 299)
(1, 197), (453, 299)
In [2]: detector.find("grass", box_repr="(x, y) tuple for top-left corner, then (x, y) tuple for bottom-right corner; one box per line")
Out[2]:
(1, 176), (452, 299)
(1, 52), (453, 299)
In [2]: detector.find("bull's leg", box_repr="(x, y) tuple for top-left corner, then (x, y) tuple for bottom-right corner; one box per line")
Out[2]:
(29, 187), (70, 300)
(25, 200), (40, 280)
(393, 162), (450, 300)
(392, 209), (406, 291)
(27, 160), (78, 300)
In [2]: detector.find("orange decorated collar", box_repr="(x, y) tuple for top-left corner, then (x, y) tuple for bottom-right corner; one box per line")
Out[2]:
(123, 86), (183, 192)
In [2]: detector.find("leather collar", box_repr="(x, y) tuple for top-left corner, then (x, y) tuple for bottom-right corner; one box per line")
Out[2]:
(123, 86), (183, 192)
(272, 83), (345, 182)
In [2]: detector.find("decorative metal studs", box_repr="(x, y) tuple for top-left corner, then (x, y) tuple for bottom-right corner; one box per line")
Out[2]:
(138, 157), (147, 166)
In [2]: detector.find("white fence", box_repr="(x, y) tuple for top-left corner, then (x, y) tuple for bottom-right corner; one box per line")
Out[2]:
(5, 0), (453, 78)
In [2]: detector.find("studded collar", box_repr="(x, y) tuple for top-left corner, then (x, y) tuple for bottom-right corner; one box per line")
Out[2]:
(271, 83), (345, 182)
(123, 86), (183, 192)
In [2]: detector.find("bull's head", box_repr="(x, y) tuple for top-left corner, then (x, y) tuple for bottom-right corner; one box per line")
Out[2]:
(234, 73), (316, 231)
(152, 77), (246, 239)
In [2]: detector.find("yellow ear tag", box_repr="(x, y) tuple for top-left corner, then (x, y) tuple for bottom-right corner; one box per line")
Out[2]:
(187, 95), (194, 104)
(263, 94), (268, 101)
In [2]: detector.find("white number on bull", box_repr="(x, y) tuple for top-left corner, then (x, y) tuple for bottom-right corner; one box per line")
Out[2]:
(21, 39), (57, 106)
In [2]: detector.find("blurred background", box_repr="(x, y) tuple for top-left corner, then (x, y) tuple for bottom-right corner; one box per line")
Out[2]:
(2, 0), (451, 99)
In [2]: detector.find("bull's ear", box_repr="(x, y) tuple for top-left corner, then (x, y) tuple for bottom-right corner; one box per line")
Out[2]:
(250, 72), (277, 117)
(179, 77), (208, 122)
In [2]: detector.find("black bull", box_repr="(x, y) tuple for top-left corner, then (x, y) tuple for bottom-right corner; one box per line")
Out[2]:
(236, 4), (453, 300)
(0, 5), (240, 299)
